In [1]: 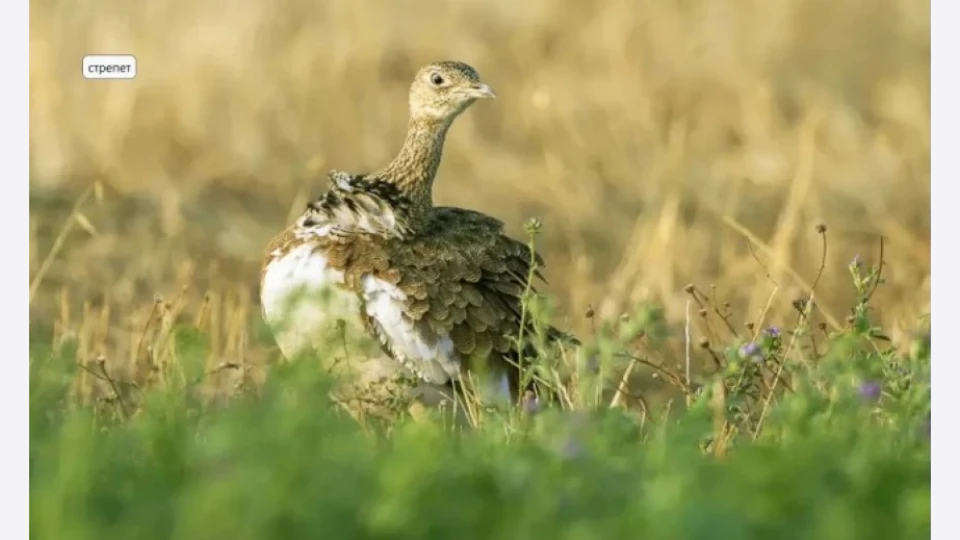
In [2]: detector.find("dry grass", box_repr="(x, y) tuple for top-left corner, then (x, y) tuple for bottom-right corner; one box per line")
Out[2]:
(29, 0), (930, 393)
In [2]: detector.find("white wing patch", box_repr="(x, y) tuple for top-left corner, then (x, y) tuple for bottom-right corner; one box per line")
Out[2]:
(360, 276), (513, 406)
(361, 275), (461, 384)
(260, 243), (358, 359)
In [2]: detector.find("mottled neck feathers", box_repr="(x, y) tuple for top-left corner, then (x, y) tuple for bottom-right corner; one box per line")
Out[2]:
(297, 171), (415, 240)
(297, 116), (452, 240)
(374, 117), (451, 210)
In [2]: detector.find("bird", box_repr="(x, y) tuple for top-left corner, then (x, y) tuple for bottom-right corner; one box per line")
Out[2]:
(259, 60), (576, 406)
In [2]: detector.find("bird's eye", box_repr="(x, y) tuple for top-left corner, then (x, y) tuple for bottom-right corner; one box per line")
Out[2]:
(430, 73), (444, 86)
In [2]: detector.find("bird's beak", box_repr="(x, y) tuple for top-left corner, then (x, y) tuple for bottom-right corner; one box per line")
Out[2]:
(467, 82), (496, 99)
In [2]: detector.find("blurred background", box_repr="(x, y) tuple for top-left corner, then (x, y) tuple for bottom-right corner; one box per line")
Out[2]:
(29, 0), (929, 378)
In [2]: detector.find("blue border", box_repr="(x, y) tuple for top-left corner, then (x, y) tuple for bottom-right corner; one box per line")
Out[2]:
(16, 2), (30, 538)
(930, 2), (948, 538)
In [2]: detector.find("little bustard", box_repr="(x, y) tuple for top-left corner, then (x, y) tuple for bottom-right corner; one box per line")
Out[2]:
(260, 61), (575, 405)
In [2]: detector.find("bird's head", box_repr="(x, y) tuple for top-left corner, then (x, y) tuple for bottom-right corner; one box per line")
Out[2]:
(408, 61), (496, 123)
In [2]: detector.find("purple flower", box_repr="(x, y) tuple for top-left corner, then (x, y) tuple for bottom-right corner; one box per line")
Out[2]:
(851, 254), (864, 269)
(764, 327), (781, 338)
(739, 342), (762, 362)
(858, 381), (881, 402)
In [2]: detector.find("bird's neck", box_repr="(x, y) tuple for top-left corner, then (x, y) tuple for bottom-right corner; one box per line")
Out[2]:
(377, 116), (451, 212)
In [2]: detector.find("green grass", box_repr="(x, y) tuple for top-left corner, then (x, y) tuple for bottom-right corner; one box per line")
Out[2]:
(29, 262), (930, 540)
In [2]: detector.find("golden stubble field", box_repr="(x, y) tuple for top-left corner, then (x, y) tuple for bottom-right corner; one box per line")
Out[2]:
(29, 0), (930, 395)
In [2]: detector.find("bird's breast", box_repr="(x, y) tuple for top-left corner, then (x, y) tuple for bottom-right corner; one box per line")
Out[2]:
(260, 241), (359, 358)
